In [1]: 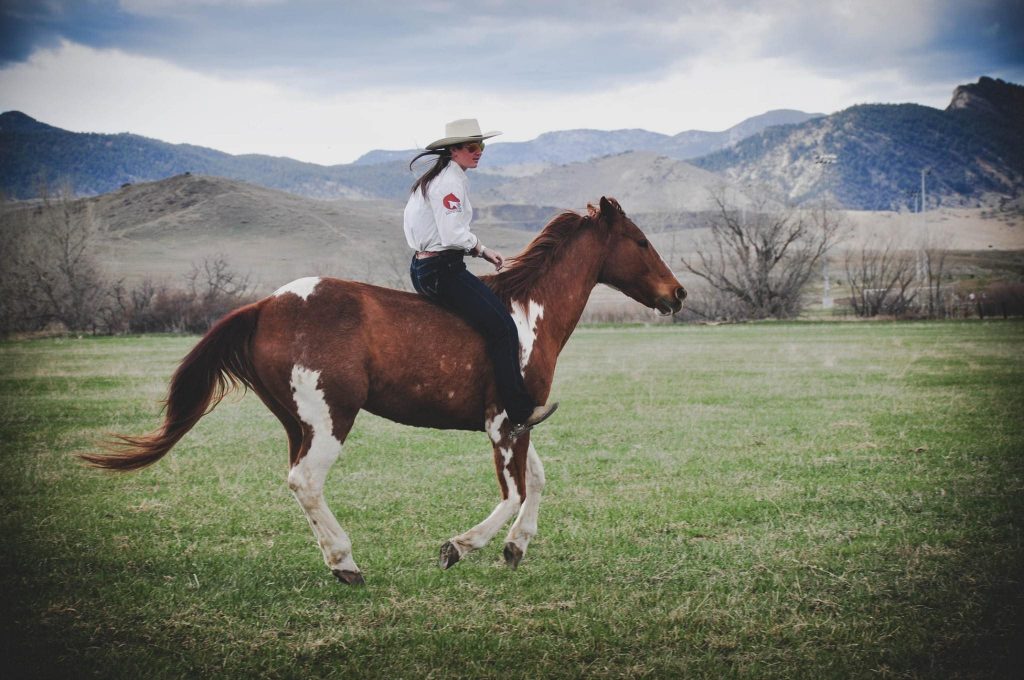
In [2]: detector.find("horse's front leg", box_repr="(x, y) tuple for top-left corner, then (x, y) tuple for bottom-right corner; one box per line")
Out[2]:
(439, 412), (526, 569)
(502, 438), (545, 569)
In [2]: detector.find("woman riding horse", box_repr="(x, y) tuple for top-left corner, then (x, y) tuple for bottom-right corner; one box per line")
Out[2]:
(405, 119), (557, 437)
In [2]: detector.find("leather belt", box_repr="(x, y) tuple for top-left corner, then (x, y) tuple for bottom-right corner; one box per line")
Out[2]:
(415, 250), (464, 260)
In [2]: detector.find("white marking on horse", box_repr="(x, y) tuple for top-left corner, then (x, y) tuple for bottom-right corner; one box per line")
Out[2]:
(506, 441), (545, 554)
(290, 365), (336, 458)
(510, 299), (544, 371)
(287, 364), (358, 574)
(448, 413), (523, 555)
(500, 446), (519, 503)
(486, 410), (519, 500)
(273, 277), (321, 301)
(486, 411), (509, 445)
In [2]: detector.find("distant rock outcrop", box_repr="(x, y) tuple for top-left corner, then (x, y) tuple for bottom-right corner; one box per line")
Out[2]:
(0, 110), (62, 133)
(947, 76), (1024, 121)
(693, 77), (1024, 209)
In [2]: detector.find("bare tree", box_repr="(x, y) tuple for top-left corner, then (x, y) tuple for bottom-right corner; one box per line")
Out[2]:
(919, 240), (949, 319)
(184, 255), (256, 331)
(843, 238), (917, 317)
(0, 183), (112, 333)
(186, 255), (253, 302)
(681, 190), (845, 320)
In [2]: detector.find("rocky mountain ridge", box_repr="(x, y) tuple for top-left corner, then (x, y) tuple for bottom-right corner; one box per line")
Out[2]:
(354, 109), (821, 167)
(1, 77), (1020, 210)
(694, 77), (1024, 210)
(0, 108), (818, 202)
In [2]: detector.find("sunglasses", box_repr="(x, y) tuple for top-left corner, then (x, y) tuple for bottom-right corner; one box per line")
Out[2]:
(460, 142), (485, 153)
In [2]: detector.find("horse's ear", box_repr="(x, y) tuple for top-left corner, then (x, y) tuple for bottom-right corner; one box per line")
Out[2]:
(598, 196), (623, 224)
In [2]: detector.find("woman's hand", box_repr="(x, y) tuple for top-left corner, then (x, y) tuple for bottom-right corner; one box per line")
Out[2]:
(481, 247), (505, 271)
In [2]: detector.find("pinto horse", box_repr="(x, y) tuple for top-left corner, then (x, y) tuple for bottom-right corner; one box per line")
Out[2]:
(81, 197), (686, 584)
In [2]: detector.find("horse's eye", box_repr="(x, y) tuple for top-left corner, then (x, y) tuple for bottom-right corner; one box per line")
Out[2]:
(637, 239), (649, 248)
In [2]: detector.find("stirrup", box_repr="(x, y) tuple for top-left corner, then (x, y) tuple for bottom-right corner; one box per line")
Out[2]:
(511, 402), (559, 438)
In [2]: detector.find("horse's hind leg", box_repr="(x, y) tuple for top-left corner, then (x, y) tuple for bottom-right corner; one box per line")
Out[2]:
(287, 367), (363, 584)
(439, 413), (525, 569)
(503, 438), (545, 569)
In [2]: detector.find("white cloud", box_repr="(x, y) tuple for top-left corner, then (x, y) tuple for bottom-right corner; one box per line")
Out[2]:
(0, 38), (983, 166)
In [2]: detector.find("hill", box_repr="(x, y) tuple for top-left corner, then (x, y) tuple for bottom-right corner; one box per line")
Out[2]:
(0, 174), (540, 291)
(475, 151), (752, 231)
(693, 77), (1024, 210)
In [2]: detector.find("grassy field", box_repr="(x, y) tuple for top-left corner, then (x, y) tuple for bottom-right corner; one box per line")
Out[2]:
(1, 321), (1022, 678)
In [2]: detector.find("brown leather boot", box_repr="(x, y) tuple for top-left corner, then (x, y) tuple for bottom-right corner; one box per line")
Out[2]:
(511, 402), (559, 438)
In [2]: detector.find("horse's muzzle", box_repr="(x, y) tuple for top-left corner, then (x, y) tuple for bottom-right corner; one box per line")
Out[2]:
(655, 287), (686, 315)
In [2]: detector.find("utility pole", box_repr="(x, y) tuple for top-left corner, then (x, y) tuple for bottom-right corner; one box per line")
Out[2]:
(919, 167), (931, 297)
(822, 259), (833, 309)
(920, 167), (930, 214)
(815, 153), (838, 311)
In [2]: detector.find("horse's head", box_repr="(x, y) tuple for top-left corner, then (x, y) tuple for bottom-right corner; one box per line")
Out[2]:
(593, 197), (686, 315)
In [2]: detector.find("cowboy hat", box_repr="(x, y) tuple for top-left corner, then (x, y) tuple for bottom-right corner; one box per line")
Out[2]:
(426, 119), (502, 150)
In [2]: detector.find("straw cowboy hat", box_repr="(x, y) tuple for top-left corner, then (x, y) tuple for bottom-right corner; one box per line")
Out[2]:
(426, 119), (502, 150)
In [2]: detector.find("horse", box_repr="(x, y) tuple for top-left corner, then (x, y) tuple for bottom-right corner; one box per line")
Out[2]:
(81, 196), (686, 584)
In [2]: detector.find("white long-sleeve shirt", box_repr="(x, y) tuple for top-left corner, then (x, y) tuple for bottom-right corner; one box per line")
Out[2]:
(403, 162), (481, 253)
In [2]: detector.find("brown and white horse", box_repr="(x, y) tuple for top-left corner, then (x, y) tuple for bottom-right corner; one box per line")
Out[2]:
(81, 197), (686, 584)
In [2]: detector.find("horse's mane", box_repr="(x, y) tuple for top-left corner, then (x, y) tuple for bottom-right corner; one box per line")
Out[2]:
(483, 209), (594, 304)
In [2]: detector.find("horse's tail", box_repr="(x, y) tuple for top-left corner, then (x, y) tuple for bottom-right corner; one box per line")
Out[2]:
(79, 301), (266, 472)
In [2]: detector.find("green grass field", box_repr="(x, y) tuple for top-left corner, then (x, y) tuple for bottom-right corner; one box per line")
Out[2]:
(2, 322), (1022, 678)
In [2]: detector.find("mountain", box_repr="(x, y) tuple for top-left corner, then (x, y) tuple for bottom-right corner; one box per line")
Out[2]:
(353, 129), (668, 167)
(692, 77), (1024, 210)
(0, 113), (420, 201)
(0, 108), (818, 202)
(354, 110), (823, 168)
(664, 109), (824, 160)
(3, 78), (1021, 210)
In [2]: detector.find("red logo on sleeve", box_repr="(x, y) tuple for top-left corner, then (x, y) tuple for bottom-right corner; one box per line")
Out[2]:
(442, 193), (462, 212)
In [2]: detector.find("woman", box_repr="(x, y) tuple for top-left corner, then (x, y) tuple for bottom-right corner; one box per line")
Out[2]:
(404, 118), (557, 436)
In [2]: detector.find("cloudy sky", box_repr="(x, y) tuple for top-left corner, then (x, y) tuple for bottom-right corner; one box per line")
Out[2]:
(1, 0), (1021, 164)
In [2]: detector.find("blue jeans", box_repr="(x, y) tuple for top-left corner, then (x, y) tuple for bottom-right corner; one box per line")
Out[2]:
(410, 251), (536, 424)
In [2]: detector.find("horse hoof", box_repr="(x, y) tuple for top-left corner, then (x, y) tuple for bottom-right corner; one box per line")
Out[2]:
(332, 569), (365, 586)
(439, 540), (461, 569)
(503, 542), (523, 569)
